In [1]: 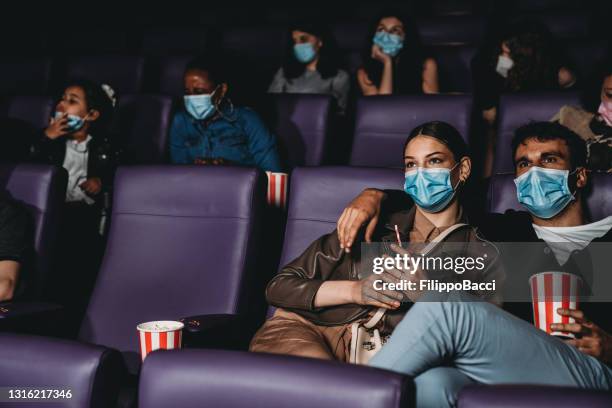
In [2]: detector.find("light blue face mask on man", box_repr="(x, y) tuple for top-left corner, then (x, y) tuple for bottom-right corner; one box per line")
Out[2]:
(293, 42), (317, 63)
(404, 164), (460, 213)
(54, 111), (87, 132)
(184, 88), (217, 120)
(514, 166), (576, 219)
(373, 31), (404, 57)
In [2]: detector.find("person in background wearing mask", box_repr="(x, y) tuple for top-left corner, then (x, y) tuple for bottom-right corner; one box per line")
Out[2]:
(471, 20), (575, 176)
(552, 66), (612, 171)
(268, 22), (350, 114)
(357, 11), (438, 95)
(29, 79), (119, 333)
(170, 56), (282, 172)
(250, 121), (503, 407)
(336, 121), (612, 406)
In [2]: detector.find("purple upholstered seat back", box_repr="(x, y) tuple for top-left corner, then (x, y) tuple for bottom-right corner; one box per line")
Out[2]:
(350, 95), (472, 168)
(79, 166), (265, 372)
(0, 164), (67, 298)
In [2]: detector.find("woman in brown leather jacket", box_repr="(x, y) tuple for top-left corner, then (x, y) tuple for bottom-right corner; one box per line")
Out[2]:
(250, 121), (503, 361)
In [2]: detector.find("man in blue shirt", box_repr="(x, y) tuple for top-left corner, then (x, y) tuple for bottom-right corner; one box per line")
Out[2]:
(169, 57), (282, 172)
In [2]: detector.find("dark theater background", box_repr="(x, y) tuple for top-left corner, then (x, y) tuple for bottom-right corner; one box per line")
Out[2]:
(0, 1), (610, 407)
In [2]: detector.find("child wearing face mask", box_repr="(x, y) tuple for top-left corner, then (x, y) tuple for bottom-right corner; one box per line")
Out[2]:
(170, 56), (282, 172)
(357, 12), (438, 96)
(31, 79), (119, 212)
(268, 23), (350, 115)
(29, 79), (120, 334)
(551, 67), (612, 172)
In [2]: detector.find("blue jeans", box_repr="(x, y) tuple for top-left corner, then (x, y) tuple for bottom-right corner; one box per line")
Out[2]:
(369, 292), (612, 408)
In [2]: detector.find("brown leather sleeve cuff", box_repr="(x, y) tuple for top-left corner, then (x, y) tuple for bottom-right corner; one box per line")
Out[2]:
(266, 277), (326, 311)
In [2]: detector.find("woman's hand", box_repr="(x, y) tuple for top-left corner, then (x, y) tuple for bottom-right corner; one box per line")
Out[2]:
(337, 189), (385, 252)
(371, 44), (392, 65)
(44, 113), (70, 139)
(553, 308), (612, 364)
(351, 269), (403, 310)
(79, 177), (102, 196)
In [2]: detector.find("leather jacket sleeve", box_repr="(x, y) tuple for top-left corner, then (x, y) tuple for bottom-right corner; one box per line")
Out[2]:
(266, 230), (353, 311)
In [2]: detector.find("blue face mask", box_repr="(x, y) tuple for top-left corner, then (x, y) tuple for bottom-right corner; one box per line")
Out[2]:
(514, 167), (576, 219)
(293, 43), (317, 63)
(184, 89), (217, 120)
(373, 31), (404, 57)
(404, 165), (460, 213)
(54, 111), (86, 133)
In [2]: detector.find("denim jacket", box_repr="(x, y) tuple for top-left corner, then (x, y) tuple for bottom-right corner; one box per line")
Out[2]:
(169, 105), (282, 172)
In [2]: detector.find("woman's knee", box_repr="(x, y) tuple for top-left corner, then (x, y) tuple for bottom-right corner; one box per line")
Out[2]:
(415, 367), (475, 408)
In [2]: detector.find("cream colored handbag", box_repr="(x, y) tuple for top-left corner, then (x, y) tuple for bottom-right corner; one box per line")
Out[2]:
(348, 223), (468, 365)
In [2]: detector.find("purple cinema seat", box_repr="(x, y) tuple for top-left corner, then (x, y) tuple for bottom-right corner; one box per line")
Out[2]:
(0, 164), (67, 300)
(111, 94), (173, 164)
(138, 349), (414, 408)
(272, 94), (332, 167)
(487, 172), (612, 221)
(0, 332), (124, 408)
(65, 56), (145, 95)
(494, 91), (581, 174)
(269, 166), (404, 318)
(156, 55), (192, 96)
(4, 95), (54, 130)
(458, 384), (612, 408)
(78, 166), (265, 373)
(416, 15), (486, 46)
(141, 28), (208, 56)
(350, 95), (472, 168)
(221, 26), (288, 59)
(0, 58), (52, 95)
(332, 21), (369, 52)
(433, 45), (477, 93)
(0, 166), (265, 406)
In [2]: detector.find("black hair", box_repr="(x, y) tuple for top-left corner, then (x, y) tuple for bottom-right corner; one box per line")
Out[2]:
(62, 78), (115, 136)
(184, 55), (230, 86)
(361, 11), (427, 94)
(512, 121), (587, 169)
(478, 19), (562, 92)
(282, 22), (342, 80)
(404, 121), (469, 162)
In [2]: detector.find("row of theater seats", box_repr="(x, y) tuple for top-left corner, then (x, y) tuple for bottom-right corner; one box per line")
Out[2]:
(0, 91), (583, 171)
(7, 13), (600, 54)
(1, 163), (611, 407)
(1, 37), (608, 96)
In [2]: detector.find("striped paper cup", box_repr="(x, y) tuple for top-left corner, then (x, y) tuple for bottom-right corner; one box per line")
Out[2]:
(137, 320), (184, 361)
(529, 272), (582, 338)
(266, 171), (288, 209)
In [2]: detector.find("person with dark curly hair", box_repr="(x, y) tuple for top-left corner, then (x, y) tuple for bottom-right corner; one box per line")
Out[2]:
(472, 20), (575, 176)
(357, 11), (438, 96)
(268, 22), (350, 114)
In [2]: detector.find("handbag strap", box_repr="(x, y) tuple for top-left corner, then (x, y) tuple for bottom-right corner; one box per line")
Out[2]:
(420, 223), (469, 256)
(364, 222), (470, 329)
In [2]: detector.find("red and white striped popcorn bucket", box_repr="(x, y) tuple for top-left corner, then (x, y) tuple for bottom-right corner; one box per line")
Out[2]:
(529, 272), (582, 338)
(266, 171), (288, 209)
(137, 320), (184, 361)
